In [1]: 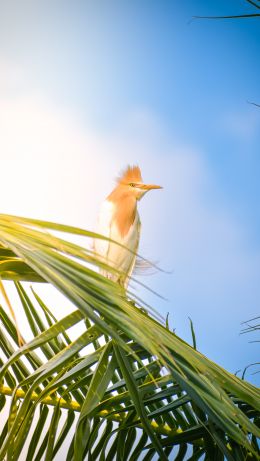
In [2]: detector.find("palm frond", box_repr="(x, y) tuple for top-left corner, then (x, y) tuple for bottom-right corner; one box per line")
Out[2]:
(0, 214), (259, 460)
(192, 0), (260, 20)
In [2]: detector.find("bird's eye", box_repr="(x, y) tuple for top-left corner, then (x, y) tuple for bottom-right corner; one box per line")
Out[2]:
(129, 183), (136, 187)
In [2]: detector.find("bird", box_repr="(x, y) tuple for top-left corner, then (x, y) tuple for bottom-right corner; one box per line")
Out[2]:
(94, 165), (162, 289)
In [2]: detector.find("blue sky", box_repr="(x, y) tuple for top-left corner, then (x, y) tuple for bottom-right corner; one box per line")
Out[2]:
(0, 0), (259, 385)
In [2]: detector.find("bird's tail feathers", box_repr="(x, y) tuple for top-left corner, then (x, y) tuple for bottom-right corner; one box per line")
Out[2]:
(133, 257), (159, 276)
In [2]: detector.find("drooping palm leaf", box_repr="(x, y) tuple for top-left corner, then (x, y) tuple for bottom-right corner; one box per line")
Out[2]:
(0, 214), (259, 460)
(192, 0), (260, 20)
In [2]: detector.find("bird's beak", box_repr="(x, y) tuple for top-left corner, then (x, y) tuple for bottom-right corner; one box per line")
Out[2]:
(140, 183), (163, 190)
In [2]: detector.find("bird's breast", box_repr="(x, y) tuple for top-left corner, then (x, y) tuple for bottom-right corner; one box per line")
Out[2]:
(112, 197), (137, 238)
(108, 210), (140, 276)
(94, 199), (141, 286)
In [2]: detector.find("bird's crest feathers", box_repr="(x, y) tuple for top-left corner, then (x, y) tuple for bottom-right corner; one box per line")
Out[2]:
(117, 165), (142, 185)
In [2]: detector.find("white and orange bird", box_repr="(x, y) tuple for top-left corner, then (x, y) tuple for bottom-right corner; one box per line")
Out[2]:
(94, 165), (162, 288)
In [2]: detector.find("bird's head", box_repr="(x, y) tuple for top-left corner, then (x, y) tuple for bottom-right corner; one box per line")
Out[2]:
(117, 165), (162, 201)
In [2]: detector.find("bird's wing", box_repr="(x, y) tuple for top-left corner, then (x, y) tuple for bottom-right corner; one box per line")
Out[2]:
(123, 213), (141, 287)
(94, 201), (140, 288)
(93, 200), (114, 261)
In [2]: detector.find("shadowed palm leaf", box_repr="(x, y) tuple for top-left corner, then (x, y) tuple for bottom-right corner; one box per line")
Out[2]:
(0, 214), (259, 460)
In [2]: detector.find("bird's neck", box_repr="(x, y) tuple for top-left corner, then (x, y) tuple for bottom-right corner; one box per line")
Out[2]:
(108, 187), (137, 237)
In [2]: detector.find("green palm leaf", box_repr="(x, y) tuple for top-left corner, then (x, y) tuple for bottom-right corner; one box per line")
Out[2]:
(0, 214), (259, 460)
